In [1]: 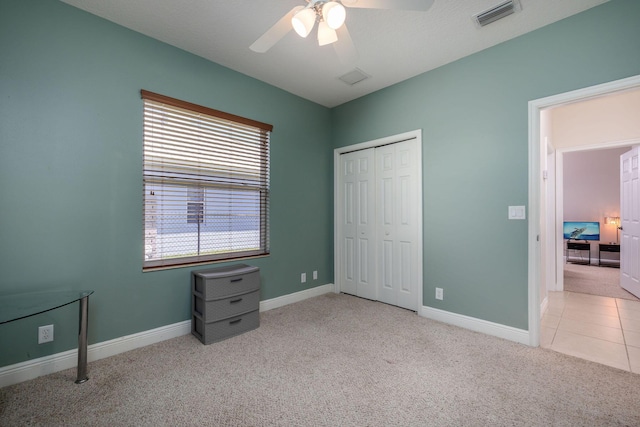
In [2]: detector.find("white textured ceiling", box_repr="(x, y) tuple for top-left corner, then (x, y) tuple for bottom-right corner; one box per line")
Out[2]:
(60, 0), (609, 108)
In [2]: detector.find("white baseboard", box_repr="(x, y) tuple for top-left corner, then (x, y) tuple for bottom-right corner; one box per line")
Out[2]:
(420, 306), (530, 346)
(259, 283), (335, 312)
(0, 320), (191, 389)
(0, 283), (335, 388)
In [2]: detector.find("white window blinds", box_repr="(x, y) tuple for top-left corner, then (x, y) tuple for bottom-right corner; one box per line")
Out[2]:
(141, 90), (271, 269)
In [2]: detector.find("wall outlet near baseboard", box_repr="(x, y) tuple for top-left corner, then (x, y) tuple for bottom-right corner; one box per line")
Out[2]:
(435, 288), (443, 301)
(301, 273), (306, 283)
(313, 270), (318, 280)
(38, 325), (54, 344)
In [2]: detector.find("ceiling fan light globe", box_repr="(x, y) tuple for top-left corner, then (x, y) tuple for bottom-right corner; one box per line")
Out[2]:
(317, 21), (338, 46)
(292, 8), (316, 38)
(323, 2), (346, 30)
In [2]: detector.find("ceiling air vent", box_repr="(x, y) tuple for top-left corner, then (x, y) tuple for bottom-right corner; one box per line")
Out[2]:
(339, 68), (370, 86)
(473, 0), (521, 27)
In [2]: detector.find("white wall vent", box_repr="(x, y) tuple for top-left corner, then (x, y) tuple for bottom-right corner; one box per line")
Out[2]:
(474, 0), (521, 27)
(339, 68), (370, 86)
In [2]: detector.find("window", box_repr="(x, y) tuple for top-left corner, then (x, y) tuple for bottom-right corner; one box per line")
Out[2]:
(186, 188), (204, 224)
(141, 90), (272, 269)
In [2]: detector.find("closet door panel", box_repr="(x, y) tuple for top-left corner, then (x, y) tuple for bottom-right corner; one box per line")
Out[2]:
(339, 149), (376, 300)
(376, 140), (419, 310)
(340, 156), (357, 296)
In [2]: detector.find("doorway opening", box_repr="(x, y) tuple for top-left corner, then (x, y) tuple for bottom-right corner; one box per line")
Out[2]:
(528, 74), (640, 347)
(560, 147), (631, 291)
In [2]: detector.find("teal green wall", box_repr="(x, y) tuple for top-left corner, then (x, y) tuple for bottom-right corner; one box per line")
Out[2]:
(331, 0), (640, 329)
(0, 0), (333, 366)
(1, 0), (639, 370)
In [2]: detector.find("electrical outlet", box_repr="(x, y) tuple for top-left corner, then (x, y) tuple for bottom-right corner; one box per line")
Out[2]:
(313, 270), (318, 280)
(38, 325), (54, 344)
(301, 273), (306, 283)
(435, 288), (443, 301)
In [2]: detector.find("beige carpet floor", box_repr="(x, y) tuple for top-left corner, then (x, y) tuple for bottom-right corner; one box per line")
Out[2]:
(2, 293), (640, 426)
(564, 262), (640, 301)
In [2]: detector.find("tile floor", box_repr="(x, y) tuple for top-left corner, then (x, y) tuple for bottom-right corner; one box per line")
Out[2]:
(541, 291), (640, 373)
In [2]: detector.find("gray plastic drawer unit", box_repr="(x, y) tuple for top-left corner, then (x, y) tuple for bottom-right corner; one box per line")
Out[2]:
(191, 264), (260, 345)
(193, 289), (260, 322)
(193, 264), (260, 298)
(193, 310), (260, 345)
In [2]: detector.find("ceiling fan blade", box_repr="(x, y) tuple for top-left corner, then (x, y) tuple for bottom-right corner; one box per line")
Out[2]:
(250, 6), (303, 53)
(333, 24), (359, 67)
(341, 0), (434, 11)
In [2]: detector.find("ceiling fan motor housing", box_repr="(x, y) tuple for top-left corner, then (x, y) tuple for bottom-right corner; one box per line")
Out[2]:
(293, 0), (346, 41)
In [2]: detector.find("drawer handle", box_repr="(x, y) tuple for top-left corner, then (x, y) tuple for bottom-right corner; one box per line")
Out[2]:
(230, 278), (243, 283)
(230, 298), (243, 304)
(229, 319), (242, 325)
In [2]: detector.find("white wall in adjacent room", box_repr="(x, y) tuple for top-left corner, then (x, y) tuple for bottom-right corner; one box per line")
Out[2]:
(552, 89), (640, 150)
(563, 147), (629, 244)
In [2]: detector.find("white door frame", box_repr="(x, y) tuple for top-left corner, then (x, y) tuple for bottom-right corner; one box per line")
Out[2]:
(334, 129), (423, 311)
(528, 74), (640, 347)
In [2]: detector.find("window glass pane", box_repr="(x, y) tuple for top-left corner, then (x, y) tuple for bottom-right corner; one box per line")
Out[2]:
(187, 188), (204, 224)
(142, 93), (270, 269)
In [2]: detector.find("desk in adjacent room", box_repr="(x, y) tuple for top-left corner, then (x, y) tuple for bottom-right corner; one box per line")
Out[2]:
(599, 243), (620, 268)
(566, 241), (591, 265)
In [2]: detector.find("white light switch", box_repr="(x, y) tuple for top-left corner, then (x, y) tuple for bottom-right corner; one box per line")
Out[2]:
(508, 206), (526, 220)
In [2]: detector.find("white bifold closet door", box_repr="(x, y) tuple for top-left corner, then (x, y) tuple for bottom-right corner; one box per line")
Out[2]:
(338, 139), (419, 310)
(339, 148), (377, 301)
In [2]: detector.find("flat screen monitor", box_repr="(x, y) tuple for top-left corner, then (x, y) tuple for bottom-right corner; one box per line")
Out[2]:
(563, 221), (600, 241)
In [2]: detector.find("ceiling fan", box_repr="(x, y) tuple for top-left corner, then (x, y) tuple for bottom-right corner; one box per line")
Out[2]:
(250, 0), (435, 65)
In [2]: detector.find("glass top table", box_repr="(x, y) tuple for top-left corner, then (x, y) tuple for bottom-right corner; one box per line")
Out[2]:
(0, 290), (94, 384)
